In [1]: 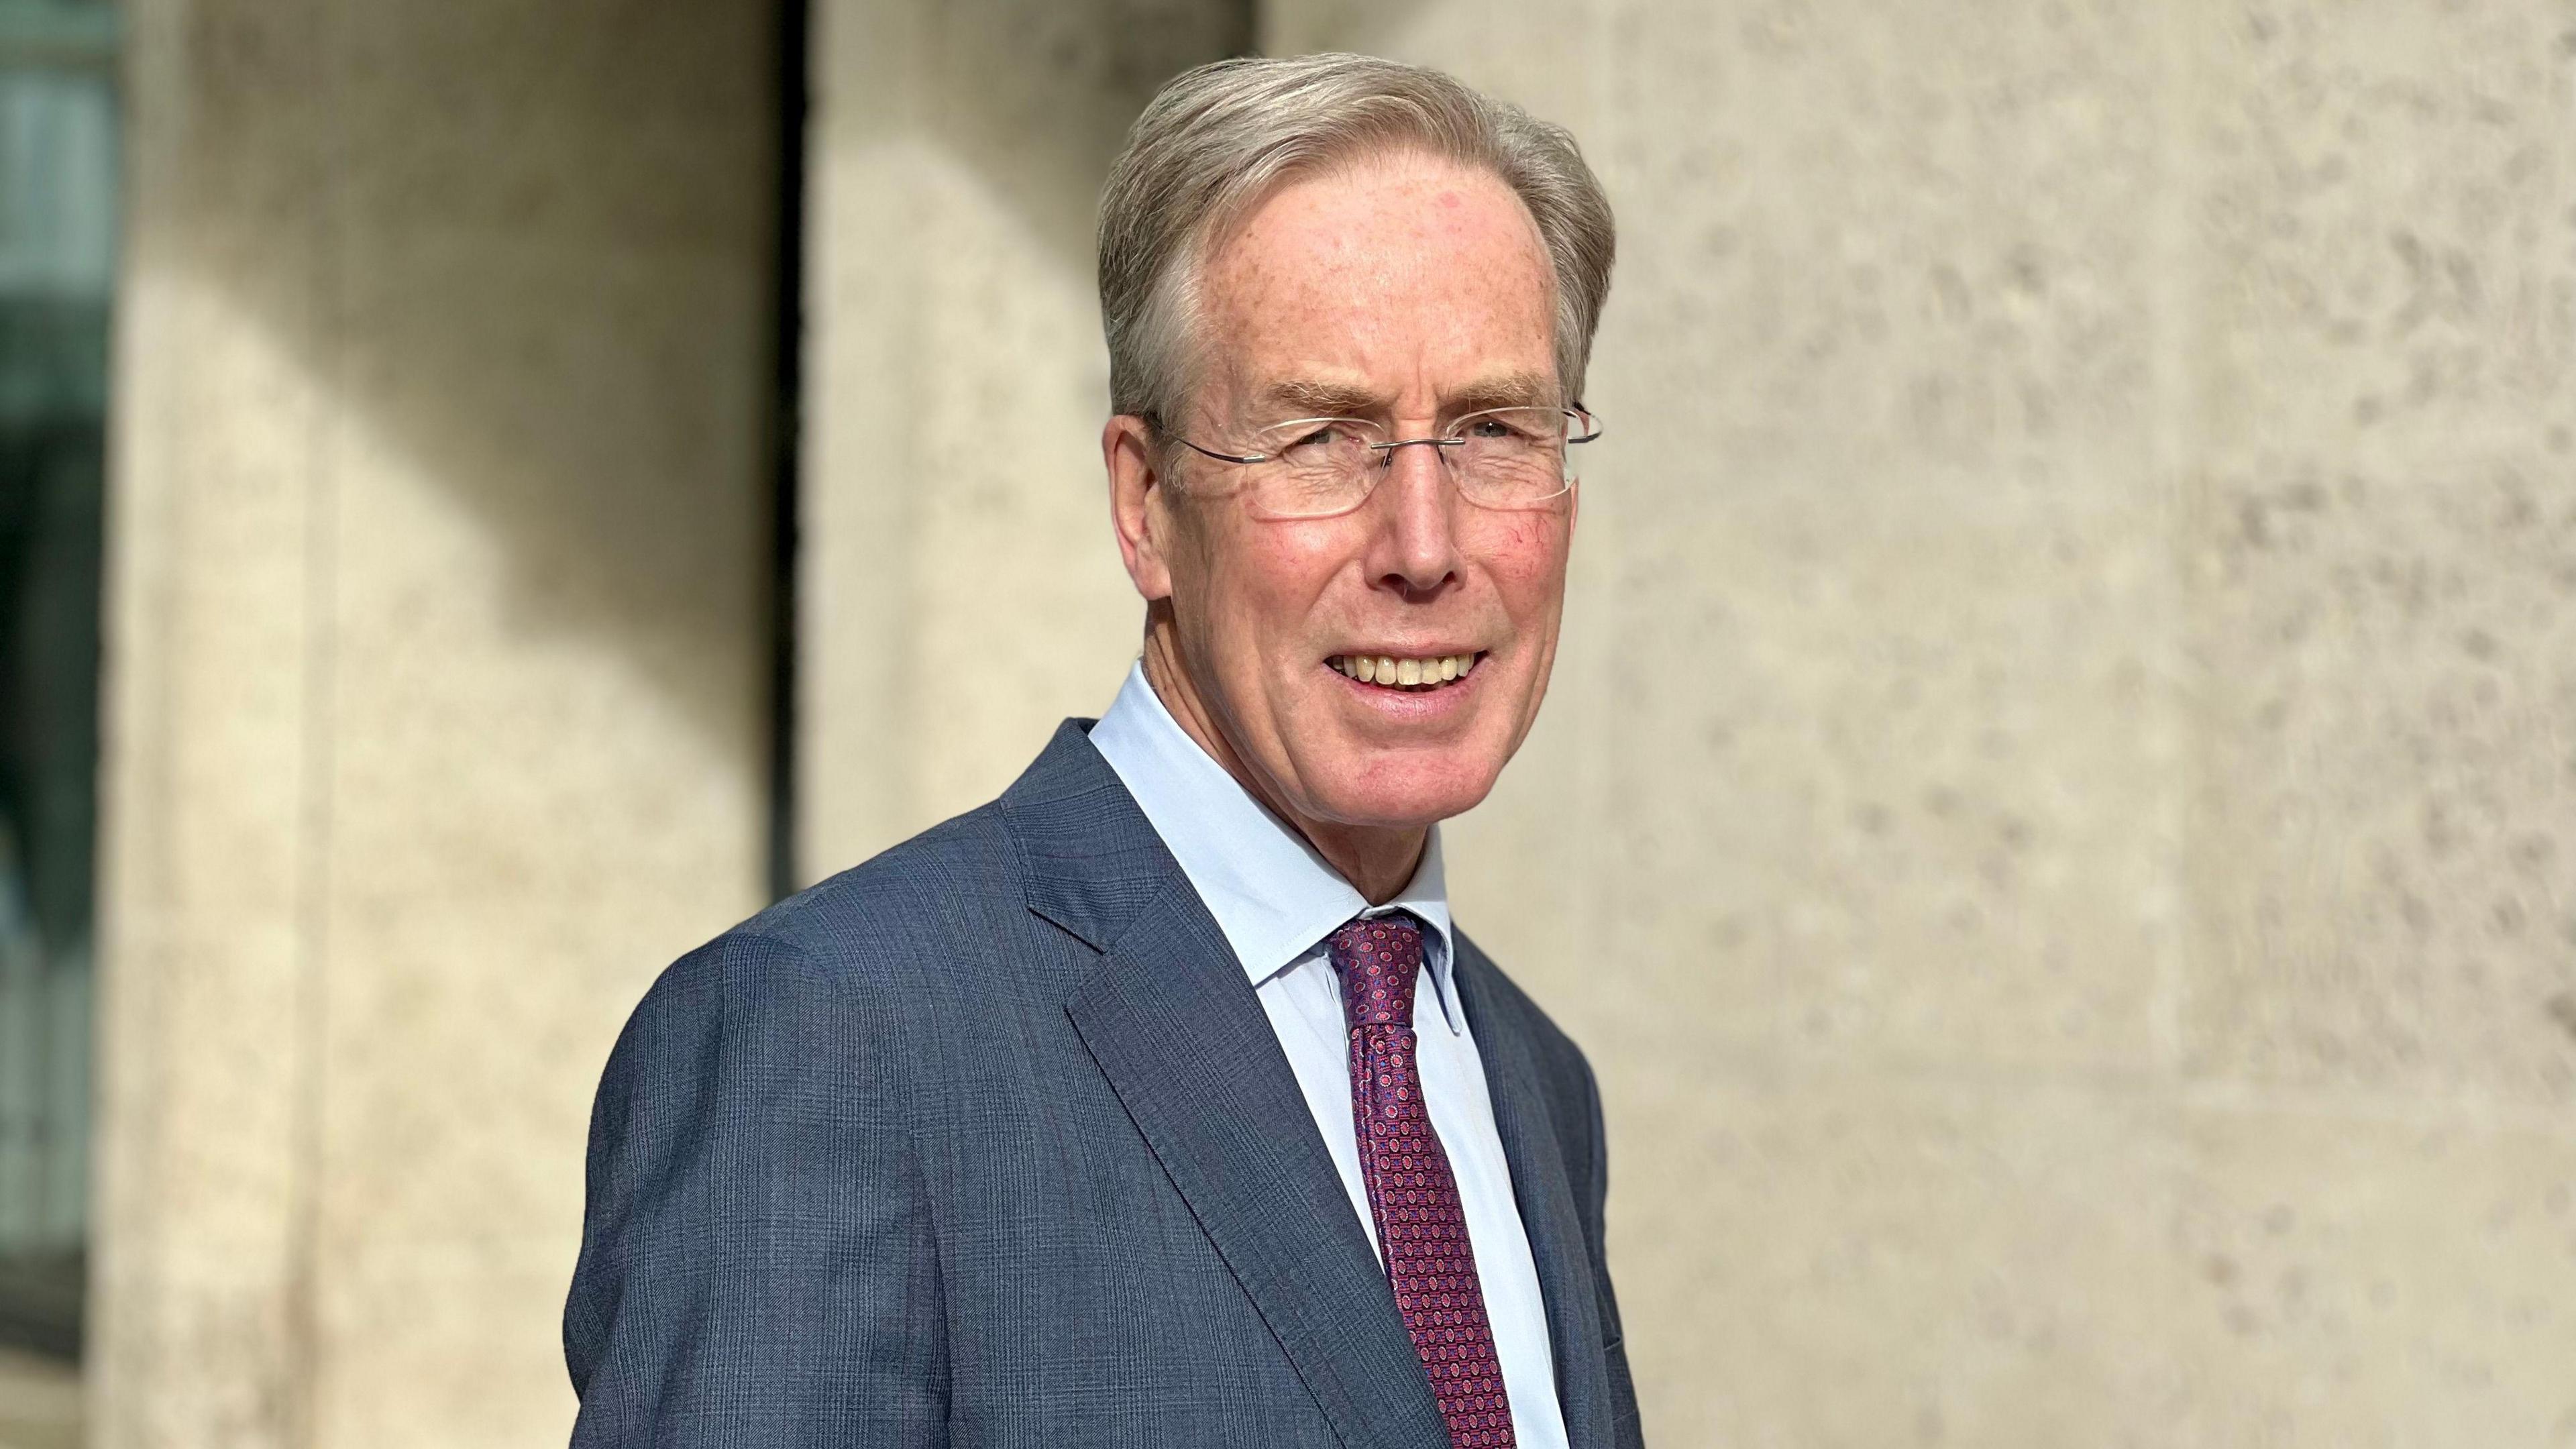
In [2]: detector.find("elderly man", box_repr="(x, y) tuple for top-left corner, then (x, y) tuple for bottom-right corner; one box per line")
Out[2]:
(566, 53), (1640, 1449)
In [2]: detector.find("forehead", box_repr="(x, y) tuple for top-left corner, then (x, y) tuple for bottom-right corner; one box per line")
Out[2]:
(1194, 152), (1558, 410)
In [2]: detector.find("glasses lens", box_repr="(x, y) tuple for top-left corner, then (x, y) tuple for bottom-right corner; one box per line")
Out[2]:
(1244, 419), (1380, 519)
(1450, 408), (1574, 508)
(1213, 409), (1586, 517)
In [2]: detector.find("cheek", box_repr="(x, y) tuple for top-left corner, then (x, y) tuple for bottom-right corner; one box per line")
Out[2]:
(1165, 511), (1249, 655)
(1177, 517), (1344, 666)
(1471, 513), (1574, 617)
(1251, 529), (1352, 610)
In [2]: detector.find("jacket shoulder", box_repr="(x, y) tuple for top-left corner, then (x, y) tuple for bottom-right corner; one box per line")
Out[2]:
(629, 800), (1032, 1033)
(765, 798), (1031, 950)
(1454, 928), (1597, 1097)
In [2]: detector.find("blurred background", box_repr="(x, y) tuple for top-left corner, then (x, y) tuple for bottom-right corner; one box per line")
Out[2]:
(1, 0), (2572, 1445)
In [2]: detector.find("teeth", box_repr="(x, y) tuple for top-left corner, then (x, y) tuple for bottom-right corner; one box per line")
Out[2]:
(1329, 652), (1483, 688)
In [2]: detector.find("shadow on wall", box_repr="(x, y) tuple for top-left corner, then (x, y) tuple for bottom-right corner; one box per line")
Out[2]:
(159, 0), (1461, 762)
(831, 0), (1438, 282)
(877, 0), (1260, 270)
(153, 1), (788, 757)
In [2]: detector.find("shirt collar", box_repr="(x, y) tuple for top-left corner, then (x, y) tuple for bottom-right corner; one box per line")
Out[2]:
(1087, 661), (1462, 1032)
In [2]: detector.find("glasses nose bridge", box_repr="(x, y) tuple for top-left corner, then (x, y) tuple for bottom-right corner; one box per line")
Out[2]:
(1364, 432), (1463, 473)
(1356, 433), (1477, 518)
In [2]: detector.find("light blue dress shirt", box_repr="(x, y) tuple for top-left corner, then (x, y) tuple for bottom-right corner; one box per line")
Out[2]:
(1088, 661), (1570, 1449)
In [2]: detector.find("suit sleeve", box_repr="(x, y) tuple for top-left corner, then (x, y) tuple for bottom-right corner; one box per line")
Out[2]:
(1580, 1053), (1647, 1449)
(564, 929), (947, 1446)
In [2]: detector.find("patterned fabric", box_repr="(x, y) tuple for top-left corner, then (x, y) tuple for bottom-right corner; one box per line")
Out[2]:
(566, 720), (1647, 1448)
(1330, 914), (1518, 1448)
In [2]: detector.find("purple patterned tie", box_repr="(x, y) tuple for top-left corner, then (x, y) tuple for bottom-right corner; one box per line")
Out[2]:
(1329, 914), (1517, 1448)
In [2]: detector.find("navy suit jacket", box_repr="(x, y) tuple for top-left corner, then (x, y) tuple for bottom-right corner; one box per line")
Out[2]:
(564, 720), (1645, 1448)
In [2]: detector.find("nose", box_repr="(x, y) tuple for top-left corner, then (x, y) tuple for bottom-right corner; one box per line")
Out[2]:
(1364, 435), (1464, 597)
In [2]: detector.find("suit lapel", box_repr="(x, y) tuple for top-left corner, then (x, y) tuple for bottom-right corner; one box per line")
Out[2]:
(1457, 949), (1615, 1449)
(1004, 722), (1448, 1449)
(1065, 889), (1450, 1449)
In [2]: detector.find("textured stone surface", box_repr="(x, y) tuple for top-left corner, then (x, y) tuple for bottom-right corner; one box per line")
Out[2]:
(90, 6), (339, 1442)
(1608, 1053), (2186, 1449)
(1609, 1051), (2576, 1447)
(2182, 0), (2576, 1108)
(798, 0), (1252, 883)
(2186, 447), (2576, 1105)
(305, 1246), (580, 1449)
(1552, 467), (2182, 1075)
(93, 1), (777, 1445)
(2165, 1104), (2576, 1446)
(2194, 0), (2576, 455)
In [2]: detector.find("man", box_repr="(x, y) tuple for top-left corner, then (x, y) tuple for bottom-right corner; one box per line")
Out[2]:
(566, 53), (1640, 1449)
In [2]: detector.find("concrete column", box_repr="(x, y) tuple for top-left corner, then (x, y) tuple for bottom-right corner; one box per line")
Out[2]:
(1262, 3), (2576, 1443)
(92, 2), (779, 1444)
(798, 0), (1251, 881)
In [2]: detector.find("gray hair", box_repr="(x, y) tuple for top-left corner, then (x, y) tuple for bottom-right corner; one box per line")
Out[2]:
(1097, 53), (1617, 429)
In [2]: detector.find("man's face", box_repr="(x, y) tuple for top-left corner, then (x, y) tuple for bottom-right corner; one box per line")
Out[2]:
(1120, 150), (1578, 835)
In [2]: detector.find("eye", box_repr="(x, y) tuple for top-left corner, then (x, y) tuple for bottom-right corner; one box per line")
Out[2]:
(1456, 411), (1548, 444)
(1267, 419), (1373, 467)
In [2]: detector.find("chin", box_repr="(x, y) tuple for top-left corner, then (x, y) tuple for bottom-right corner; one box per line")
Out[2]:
(1303, 747), (1505, 830)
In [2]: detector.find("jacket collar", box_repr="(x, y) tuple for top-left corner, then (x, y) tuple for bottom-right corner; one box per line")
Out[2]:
(998, 718), (1617, 1448)
(1002, 719), (1452, 1447)
(996, 718), (1175, 953)
(1454, 934), (1621, 1449)
(1085, 662), (1465, 1030)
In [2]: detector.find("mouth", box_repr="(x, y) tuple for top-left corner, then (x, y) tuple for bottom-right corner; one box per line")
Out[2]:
(1324, 650), (1487, 693)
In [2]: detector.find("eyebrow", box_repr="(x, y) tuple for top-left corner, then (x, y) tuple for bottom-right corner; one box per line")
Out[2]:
(1442, 370), (1558, 415)
(1254, 368), (1560, 421)
(1258, 378), (1384, 419)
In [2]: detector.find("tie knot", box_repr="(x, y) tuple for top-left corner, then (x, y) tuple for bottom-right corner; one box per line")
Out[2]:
(1328, 913), (1425, 1029)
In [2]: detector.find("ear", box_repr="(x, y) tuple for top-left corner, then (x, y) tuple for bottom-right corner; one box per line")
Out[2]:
(1105, 414), (1177, 602)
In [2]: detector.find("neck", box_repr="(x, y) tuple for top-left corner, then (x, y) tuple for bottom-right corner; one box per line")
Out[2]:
(1138, 618), (1428, 906)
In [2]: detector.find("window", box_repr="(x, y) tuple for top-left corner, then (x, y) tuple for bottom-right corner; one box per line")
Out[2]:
(0, 0), (117, 1369)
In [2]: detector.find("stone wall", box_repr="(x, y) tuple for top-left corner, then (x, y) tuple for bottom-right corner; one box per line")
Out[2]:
(90, 2), (780, 1444)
